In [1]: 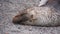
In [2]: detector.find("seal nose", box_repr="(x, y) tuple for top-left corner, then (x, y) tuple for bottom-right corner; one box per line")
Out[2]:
(12, 13), (29, 24)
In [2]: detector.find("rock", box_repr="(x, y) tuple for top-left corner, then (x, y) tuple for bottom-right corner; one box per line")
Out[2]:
(12, 6), (60, 26)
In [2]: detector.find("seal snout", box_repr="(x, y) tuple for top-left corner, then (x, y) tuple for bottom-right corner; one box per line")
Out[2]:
(12, 13), (29, 24)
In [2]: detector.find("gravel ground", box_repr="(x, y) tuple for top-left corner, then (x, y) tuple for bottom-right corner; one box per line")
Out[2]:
(0, 0), (60, 34)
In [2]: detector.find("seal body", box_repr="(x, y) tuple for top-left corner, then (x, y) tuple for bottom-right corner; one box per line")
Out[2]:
(13, 6), (60, 26)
